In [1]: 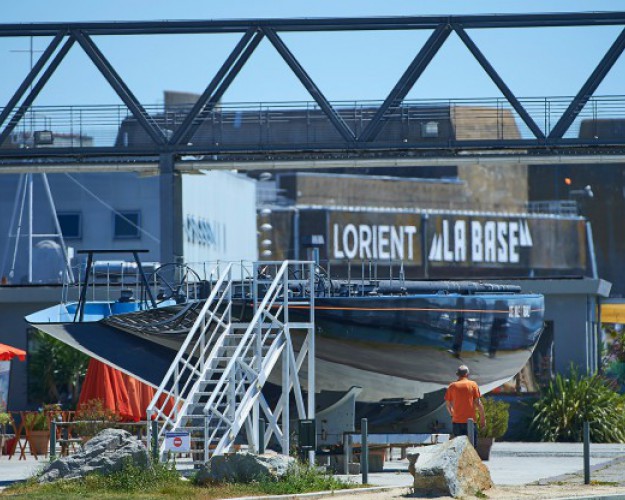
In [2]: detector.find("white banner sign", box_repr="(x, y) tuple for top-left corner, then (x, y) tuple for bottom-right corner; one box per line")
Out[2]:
(164, 431), (191, 453)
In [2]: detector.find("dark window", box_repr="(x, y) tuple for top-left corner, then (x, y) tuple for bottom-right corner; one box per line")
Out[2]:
(57, 212), (81, 239)
(114, 211), (141, 239)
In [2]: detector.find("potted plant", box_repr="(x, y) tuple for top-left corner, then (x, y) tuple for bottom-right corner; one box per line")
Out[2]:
(0, 412), (10, 453)
(75, 399), (121, 443)
(0, 411), (9, 430)
(476, 397), (509, 460)
(24, 409), (50, 456)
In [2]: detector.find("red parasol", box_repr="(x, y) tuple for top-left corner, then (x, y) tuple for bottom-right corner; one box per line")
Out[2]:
(0, 342), (26, 361)
(78, 358), (174, 422)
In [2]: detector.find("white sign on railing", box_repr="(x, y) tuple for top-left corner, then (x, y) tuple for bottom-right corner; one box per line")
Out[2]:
(164, 431), (191, 453)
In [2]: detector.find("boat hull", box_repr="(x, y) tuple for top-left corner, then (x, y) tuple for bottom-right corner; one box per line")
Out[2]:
(281, 292), (543, 401)
(28, 292), (543, 404)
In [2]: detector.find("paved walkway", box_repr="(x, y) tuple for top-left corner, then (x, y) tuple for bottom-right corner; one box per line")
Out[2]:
(540, 455), (625, 486)
(0, 455), (42, 488)
(3, 441), (625, 495)
(331, 442), (625, 488)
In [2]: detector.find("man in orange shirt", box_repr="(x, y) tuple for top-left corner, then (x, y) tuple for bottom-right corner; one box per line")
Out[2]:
(445, 365), (485, 442)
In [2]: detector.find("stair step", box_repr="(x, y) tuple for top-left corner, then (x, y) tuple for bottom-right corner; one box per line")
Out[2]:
(228, 332), (278, 338)
(152, 272), (315, 472)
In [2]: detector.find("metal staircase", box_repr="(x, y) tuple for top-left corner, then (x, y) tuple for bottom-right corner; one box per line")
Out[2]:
(147, 260), (316, 466)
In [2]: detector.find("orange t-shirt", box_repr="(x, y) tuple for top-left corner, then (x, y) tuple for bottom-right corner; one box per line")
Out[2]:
(444, 377), (481, 423)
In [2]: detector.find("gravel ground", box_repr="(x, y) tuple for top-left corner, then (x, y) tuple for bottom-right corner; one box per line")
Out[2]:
(323, 484), (625, 499)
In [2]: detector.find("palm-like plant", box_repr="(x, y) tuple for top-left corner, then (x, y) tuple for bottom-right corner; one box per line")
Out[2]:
(478, 398), (509, 439)
(531, 366), (625, 443)
(28, 329), (89, 407)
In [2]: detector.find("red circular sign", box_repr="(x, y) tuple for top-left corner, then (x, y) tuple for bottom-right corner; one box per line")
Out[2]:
(173, 436), (182, 447)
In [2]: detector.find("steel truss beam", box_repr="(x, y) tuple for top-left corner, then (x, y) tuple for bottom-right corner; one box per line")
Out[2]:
(72, 30), (167, 146)
(359, 24), (450, 142)
(1, 12), (625, 163)
(3, 13), (625, 36)
(264, 27), (355, 143)
(549, 27), (625, 139)
(453, 26), (546, 140)
(170, 28), (261, 146)
(0, 35), (74, 147)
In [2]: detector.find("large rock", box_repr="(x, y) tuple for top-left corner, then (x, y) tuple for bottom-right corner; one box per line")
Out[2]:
(38, 428), (149, 483)
(407, 436), (493, 498)
(196, 451), (296, 485)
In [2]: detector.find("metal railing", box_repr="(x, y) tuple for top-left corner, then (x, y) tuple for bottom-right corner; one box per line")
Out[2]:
(146, 263), (235, 444)
(527, 199), (579, 216)
(59, 259), (255, 310)
(145, 260), (316, 465)
(2, 95), (625, 152)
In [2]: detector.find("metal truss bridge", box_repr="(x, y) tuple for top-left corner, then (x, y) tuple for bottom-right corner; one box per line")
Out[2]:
(2, 12), (625, 171)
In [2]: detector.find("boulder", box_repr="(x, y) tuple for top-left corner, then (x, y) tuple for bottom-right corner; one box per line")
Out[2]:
(38, 428), (149, 483)
(195, 451), (296, 484)
(407, 436), (493, 498)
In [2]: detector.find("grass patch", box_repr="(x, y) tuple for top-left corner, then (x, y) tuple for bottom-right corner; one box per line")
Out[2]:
(2, 461), (257, 499)
(2, 460), (356, 499)
(254, 464), (354, 495)
(589, 480), (620, 486)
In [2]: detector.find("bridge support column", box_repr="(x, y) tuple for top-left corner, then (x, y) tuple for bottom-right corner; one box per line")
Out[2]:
(159, 153), (183, 265)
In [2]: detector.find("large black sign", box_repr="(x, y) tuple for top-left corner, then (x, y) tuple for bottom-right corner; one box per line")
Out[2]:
(266, 209), (588, 275)
(426, 215), (586, 270)
(329, 212), (422, 264)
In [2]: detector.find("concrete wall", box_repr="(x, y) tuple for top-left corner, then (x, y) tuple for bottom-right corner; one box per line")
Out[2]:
(0, 173), (162, 283)
(0, 286), (62, 410)
(276, 106), (529, 213)
(283, 173), (471, 210)
(181, 170), (258, 269)
(279, 169), (529, 213)
(545, 294), (592, 373)
(529, 163), (625, 296)
(0, 170), (260, 284)
(496, 278), (610, 375)
(453, 106), (529, 212)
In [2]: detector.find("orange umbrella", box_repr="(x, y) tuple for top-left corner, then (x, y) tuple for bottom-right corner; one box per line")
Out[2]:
(79, 359), (174, 422)
(0, 342), (26, 361)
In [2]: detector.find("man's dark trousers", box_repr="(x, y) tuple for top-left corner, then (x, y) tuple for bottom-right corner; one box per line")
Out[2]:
(452, 422), (478, 444)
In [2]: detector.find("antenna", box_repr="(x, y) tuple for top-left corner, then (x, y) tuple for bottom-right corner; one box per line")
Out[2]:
(1, 39), (74, 284)
(1, 175), (75, 284)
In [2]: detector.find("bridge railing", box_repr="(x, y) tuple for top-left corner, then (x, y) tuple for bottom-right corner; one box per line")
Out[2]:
(2, 95), (625, 153)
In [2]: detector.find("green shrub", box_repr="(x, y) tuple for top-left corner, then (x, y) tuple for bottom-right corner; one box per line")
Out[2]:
(606, 361), (625, 391)
(478, 397), (509, 439)
(84, 459), (181, 492)
(531, 366), (625, 443)
(257, 464), (351, 495)
(74, 399), (122, 438)
(8, 459), (355, 499)
(24, 411), (49, 431)
(0, 412), (10, 426)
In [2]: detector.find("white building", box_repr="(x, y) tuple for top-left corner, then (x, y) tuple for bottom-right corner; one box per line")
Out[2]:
(0, 170), (258, 283)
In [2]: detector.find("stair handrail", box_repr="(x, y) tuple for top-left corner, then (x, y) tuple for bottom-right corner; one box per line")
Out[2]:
(200, 261), (289, 422)
(211, 331), (287, 455)
(147, 263), (233, 415)
(155, 297), (233, 432)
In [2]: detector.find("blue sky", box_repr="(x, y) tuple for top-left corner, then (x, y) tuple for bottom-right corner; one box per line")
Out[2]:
(1, 1), (624, 109)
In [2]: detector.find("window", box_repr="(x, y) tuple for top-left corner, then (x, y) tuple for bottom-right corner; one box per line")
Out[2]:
(421, 121), (439, 138)
(57, 212), (82, 239)
(114, 211), (141, 239)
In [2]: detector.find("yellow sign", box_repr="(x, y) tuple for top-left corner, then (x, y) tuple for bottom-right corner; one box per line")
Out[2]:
(601, 303), (625, 324)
